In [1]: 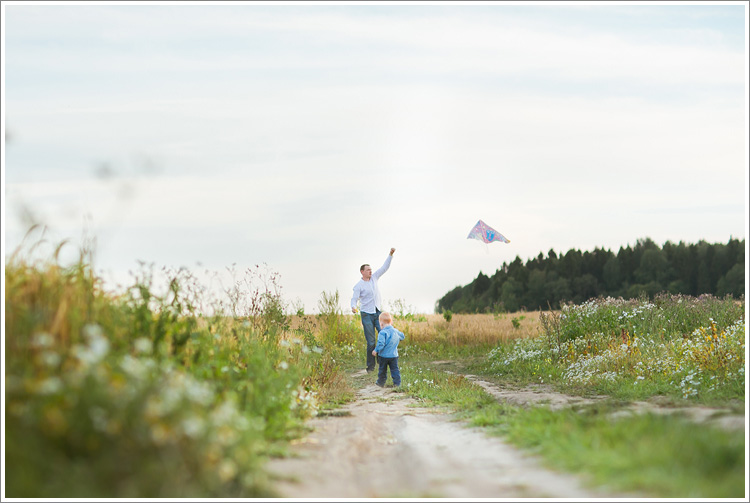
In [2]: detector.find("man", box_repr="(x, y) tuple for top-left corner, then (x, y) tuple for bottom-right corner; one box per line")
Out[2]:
(351, 248), (395, 372)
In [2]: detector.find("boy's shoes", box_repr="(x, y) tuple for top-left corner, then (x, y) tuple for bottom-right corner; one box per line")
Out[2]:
(375, 382), (385, 387)
(366, 367), (375, 373)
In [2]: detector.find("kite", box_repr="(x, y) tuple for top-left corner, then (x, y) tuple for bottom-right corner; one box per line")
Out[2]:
(467, 219), (510, 245)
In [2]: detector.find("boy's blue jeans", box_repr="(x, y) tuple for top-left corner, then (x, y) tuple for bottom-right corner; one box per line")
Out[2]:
(376, 356), (401, 386)
(360, 309), (381, 371)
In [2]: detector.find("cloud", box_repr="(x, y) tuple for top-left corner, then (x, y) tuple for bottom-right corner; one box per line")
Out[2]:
(4, 3), (746, 313)
(6, 5), (744, 90)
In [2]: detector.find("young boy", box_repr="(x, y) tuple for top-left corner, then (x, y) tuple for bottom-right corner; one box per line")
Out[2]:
(371, 311), (406, 387)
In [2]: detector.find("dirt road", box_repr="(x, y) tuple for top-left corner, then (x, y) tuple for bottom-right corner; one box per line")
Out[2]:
(265, 370), (638, 499)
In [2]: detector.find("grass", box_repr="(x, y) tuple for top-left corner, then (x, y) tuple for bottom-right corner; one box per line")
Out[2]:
(317, 295), (744, 498)
(500, 405), (745, 498)
(4, 244), (355, 497)
(481, 295), (745, 404)
(399, 312), (541, 348)
(4, 236), (746, 498)
(395, 294), (746, 498)
(399, 366), (746, 498)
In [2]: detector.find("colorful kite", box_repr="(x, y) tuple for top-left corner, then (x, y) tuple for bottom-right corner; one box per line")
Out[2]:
(467, 219), (510, 244)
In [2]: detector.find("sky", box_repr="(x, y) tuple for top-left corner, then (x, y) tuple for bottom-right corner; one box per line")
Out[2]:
(2, 1), (748, 314)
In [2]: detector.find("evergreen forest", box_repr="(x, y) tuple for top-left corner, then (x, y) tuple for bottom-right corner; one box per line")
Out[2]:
(436, 238), (745, 313)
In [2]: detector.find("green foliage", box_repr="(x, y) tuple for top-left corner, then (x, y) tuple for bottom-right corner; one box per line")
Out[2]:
(402, 367), (501, 414)
(4, 245), (332, 498)
(442, 310), (453, 323)
(486, 295), (745, 402)
(437, 237), (745, 313)
(500, 406), (745, 498)
(315, 290), (362, 348)
(317, 289), (342, 336)
(289, 298), (305, 316)
(388, 298), (427, 322)
(221, 263), (290, 341)
(401, 364), (745, 497)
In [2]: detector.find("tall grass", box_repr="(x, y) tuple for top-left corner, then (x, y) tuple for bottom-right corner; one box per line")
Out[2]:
(500, 404), (746, 498)
(399, 366), (746, 498)
(4, 243), (351, 497)
(394, 312), (542, 361)
(394, 296), (745, 497)
(287, 290), (364, 406)
(484, 295), (745, 403)
(7, 238), (744, 499)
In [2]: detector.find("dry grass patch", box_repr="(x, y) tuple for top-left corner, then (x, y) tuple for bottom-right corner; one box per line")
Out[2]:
(398, 312), (544, 347)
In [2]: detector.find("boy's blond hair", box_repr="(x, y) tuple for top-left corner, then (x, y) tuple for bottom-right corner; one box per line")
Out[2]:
(379, 311), (393, 326)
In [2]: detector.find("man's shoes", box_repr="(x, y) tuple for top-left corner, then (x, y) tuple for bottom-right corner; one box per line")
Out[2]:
(375, 382), (385, 387)
(366, 367), (375, 373)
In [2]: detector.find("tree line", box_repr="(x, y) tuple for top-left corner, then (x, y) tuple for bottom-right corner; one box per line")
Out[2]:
(436, 237), (745, 313)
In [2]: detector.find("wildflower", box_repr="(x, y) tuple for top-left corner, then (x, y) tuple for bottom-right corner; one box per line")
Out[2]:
(133, 337), (151, 354)
(184, 378), (213, 406)
(211, 400), (239, 427)
(74, 324), (110, 367)
(120, 354), (149, 380)
(218, 459), (238, 482)
(144, 396), (169, 420)
(40, 351), (61, 367)
(150, 422), (173, 445)
(181, 416), (205, 438)
(83, 323), (104, 340)
(36, 377), (63, 395)
(31, 332), (54, 348)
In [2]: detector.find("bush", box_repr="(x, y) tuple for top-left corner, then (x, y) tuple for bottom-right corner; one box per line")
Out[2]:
(489, 295), (745, 401)
(4, 246), (322, 497)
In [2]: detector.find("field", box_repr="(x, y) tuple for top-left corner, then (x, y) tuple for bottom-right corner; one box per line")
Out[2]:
(3, 246), (747, 498)
(395, 297), (746, 497)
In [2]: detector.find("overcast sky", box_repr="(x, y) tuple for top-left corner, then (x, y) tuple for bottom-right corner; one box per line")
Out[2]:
(2, 1), (748, 314)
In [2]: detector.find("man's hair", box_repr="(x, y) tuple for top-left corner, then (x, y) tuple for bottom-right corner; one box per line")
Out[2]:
(360, 264), (370, 272)
(379, 311), (393, 325)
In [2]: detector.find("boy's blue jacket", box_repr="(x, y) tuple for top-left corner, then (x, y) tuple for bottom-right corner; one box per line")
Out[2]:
(374, 325), (405, 358)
